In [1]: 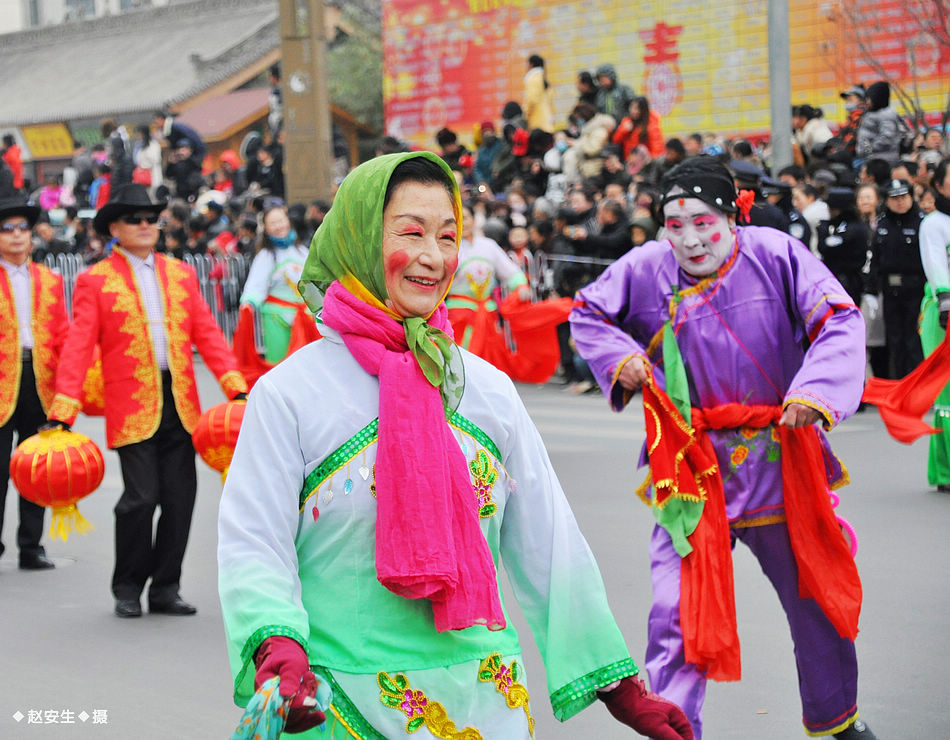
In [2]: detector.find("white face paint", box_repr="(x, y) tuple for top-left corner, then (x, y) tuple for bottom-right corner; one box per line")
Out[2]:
(663, 189), (735, 277)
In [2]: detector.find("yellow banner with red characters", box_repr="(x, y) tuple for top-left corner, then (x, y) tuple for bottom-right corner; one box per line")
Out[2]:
(383, 0), (948, 147)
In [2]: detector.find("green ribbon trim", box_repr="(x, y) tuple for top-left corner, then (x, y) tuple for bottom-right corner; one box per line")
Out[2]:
(299, 412), (502, 510)
(549, 657), (640, 722)
(235, 624), (311, 706)
(314, 666), (388, 740)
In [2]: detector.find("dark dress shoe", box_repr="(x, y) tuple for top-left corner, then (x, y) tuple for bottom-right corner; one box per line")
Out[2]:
(834, 720), (878, 739)
(19, 552), (55, 570)
(149, 597), (197, 615)
(115, 599), (142, 618)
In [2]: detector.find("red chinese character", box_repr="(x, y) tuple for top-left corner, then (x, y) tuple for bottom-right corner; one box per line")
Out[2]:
(641, 22), (684, 65)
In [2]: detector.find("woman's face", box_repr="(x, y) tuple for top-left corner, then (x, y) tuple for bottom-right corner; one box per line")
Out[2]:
(263, 208), (291, 239)
(381, 181), (458, 318)
(791, 187), (808, 212)
(663, 190), (735, 277)
(508, 226), (529, 250)
(856, 187), (878, 217)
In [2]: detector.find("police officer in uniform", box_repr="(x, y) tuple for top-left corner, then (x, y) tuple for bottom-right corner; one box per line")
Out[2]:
(870, 178), (925, 377)
(817, 187), (869, 304)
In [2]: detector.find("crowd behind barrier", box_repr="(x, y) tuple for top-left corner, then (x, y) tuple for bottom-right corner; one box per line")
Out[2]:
(42, 251), (253, 343)
(4, 55), (950, 388)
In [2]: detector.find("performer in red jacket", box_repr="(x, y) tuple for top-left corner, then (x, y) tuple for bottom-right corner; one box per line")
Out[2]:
(48, 184), (247, 618)
(0, 198), (68, 570)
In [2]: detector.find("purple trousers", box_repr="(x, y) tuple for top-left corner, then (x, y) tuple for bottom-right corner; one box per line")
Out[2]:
(645, 522), (859, 738)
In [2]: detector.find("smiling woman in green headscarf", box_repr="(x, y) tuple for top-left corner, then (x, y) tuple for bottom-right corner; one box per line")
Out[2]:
(218, 151), (692, 740)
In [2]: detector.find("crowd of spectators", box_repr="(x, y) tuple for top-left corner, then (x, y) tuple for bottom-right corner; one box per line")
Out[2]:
(1, 56), (948, 388)
(381, 64), (949, 388)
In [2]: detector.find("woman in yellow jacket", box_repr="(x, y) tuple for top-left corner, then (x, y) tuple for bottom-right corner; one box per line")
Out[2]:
(524, 54), (554, 133)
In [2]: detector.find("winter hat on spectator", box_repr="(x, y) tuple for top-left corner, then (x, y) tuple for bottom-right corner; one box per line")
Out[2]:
(480, 121), (496, 134)
(839, 84), (866, 100)
(0, 197), (40, 228)
(219, 150), (241, 169)
(512, 128), (530, 157)
(866, 81), (890, 112)
(93, 183), (166, 235)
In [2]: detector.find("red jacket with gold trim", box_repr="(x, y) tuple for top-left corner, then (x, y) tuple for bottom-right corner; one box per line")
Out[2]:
(49, 249), (247, 448)
(0, 262), (68, 425)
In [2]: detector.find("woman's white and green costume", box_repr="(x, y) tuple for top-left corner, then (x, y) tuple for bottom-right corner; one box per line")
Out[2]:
(218, 151), (638, 739)
(219, 330), (637, 738)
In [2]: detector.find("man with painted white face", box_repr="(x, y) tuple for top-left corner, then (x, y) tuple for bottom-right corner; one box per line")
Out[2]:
(570, 158), (878, 739)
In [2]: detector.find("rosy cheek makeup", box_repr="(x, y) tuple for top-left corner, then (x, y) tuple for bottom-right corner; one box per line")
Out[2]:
(384, 248), (410, 280)
(444, 254), (459, 275)
(710, 232), (722, 243)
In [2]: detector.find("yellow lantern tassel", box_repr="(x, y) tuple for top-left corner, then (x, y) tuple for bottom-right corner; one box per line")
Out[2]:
(48, 504), (95, 541)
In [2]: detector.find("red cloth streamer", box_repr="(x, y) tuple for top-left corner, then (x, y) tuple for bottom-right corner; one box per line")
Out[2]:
(862, 330), (950, 443)
(232, 304), (322, 388)
(644, 382), (862, 682)
(448, 294), (571, 384)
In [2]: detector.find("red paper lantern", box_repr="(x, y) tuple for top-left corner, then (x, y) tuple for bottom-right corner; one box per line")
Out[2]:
(192, 400), (246, 480)
(10, 429), (105, 539)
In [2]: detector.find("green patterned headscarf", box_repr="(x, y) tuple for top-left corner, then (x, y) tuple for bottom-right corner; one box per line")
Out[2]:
(299, 151), (461, 312)
(299, 151), (465, 411)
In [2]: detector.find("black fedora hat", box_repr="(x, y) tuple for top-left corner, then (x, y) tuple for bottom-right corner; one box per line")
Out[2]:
(0, 197), (41, 228)
(93, 183), (167, 236)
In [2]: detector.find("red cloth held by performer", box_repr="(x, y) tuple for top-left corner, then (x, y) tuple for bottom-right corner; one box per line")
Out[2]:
(643, 379), (862, 682)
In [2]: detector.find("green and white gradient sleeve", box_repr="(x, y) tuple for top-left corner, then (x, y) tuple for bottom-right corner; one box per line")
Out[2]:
(218, 375), (312, 706)
(498, 381), (638, 722)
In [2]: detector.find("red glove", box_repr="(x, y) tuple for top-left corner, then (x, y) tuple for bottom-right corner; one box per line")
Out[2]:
(254, 636), (326, 734)
(598, 675), (694, 740)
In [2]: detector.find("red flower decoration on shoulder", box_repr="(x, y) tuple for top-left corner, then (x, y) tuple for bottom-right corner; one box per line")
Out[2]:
(736, 190), (755, 224)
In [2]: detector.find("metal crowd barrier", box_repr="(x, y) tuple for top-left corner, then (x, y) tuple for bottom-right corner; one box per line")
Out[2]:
(42, 252), (252, 338)
(527, 252), (615, 299)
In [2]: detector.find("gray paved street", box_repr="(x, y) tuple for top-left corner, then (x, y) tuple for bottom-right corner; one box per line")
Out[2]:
(2, 360), (949, 738)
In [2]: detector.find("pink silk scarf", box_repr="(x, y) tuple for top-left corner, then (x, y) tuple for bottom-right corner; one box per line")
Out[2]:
(320, 281), (505, 632)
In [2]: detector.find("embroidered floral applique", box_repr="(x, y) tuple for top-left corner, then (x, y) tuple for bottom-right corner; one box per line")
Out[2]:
(477, 653), (535, 735)
(469, 449), (498, 518)
(377, 671), (483, 739)
(724, 425), (780, 481)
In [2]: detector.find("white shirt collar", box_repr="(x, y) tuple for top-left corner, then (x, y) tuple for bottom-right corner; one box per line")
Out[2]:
(117, 246), (155, 269)
(0, 258), (31, 274)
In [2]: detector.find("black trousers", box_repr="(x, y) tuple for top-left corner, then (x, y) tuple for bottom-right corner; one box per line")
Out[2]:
(0, 357), (48, 558)
(113, 371), (197, 602)
(883, 281), (924, 378)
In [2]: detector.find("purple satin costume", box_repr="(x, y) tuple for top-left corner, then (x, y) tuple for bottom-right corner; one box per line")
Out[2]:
(570, 226), (867, 737)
